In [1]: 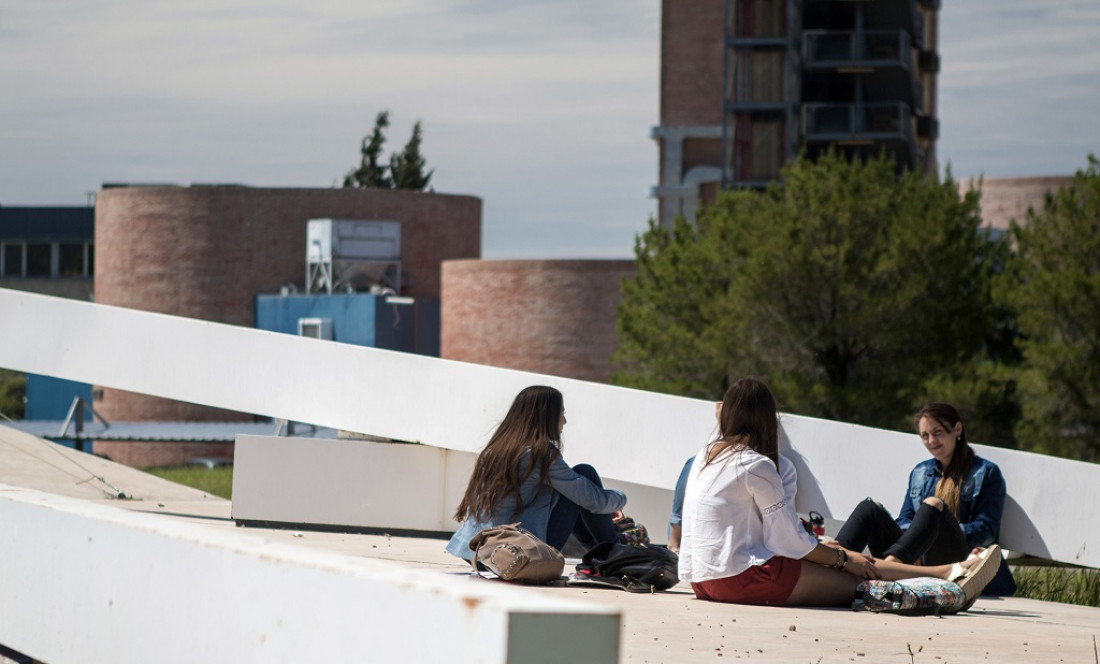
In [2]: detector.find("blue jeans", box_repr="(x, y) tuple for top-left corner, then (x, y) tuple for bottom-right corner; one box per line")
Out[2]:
(544, 464), (619, 552)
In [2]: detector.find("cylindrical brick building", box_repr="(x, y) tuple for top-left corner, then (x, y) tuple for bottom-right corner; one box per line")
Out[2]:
(93, 185), (481, 448)
(440, 260), (637, 383)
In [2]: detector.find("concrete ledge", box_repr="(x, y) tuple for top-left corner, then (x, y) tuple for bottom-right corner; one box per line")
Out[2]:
(231, 434), (676, 542)
(0, 484), (619, 664)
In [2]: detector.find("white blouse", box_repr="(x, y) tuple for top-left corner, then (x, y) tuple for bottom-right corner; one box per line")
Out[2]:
(678, 445), (818, 583)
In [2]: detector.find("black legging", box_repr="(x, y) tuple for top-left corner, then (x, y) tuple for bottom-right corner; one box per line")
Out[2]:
(544, 464), (620, 552)
(835, 497), (968, 565)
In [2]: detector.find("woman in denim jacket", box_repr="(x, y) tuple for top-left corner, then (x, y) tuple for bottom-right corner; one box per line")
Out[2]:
(834, 403), (1015, 595)
(446, 385), (627, 562)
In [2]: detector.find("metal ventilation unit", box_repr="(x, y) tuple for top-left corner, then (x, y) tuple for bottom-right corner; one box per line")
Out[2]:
(306, 219), (402, 294)
(297, 317), (334, 340)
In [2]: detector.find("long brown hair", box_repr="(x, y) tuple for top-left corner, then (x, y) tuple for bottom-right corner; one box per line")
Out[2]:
(453, 386), (564, 522)
(706, 378), (780, 471)
(915, 402), (973, 518)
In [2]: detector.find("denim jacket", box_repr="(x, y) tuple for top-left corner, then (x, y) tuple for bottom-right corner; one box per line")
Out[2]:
(445, 453), (626, 560)
(896, 455), (1006, 549)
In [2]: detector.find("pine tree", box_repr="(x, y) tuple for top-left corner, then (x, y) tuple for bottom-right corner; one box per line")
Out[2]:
(390, 121), (434, 191)
(343, 111), (393, 189)
(614, 151), (998, 431)
(1000, 155), (1100, 461)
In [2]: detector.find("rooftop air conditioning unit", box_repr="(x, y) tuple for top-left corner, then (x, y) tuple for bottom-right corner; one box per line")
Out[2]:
(306, 218), (402, 295)
(298, 317), (333, 340)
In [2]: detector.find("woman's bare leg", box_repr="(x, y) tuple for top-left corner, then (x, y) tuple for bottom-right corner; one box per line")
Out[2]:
(785, 549), (987, 607)
(784, 563), (859, 607)
(873, 559), (954, 581)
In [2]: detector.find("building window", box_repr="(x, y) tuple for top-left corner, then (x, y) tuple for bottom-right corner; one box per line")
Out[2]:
(0, 241), (93, 278)
(59, 242), (87, 277)
(2, 244), (23, 277)
(26, 243), (52, 277)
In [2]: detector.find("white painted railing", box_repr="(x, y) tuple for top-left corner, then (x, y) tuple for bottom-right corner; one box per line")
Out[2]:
(2, 287), (1099, 569)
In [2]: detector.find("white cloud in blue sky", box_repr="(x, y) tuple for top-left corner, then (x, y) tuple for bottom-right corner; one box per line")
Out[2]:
(1, 0), (1097, 258)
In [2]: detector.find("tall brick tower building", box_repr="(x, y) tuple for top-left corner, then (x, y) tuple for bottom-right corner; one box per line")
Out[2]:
(653, 0), (941, 227)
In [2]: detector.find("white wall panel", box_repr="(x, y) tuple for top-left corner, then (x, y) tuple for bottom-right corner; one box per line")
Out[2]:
(231, 434), (676, 546)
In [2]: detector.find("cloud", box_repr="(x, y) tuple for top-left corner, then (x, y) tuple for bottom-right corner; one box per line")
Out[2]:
(3, 0), (1095, 256)
(937, 0), (1100, 178)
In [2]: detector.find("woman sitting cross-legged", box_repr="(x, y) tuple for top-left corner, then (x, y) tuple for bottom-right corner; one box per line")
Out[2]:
(833, 402), (1015, 597)
(678, 378), (1001, 609)
(446, 385), (627, 563)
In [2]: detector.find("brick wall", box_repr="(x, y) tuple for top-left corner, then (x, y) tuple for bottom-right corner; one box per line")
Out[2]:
(441, 260), (637, 383)
(960, 176), (1071, 231)
(661, 0), (726, 126)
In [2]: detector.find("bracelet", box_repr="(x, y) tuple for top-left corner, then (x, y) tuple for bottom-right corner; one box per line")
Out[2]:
(832, 547), (847, 570)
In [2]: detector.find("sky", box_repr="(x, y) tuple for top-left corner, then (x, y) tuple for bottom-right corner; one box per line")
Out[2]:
(1, 0), (1097, 259)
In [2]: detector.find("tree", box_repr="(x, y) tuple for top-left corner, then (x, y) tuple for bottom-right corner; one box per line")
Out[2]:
(614, 151), (999, 430)
(999, 156), (1100, 461)
(342, 112), (433, 192)
(390, 121), (433, 191)
(0, 369), (26, 419)
(343, 111), (392, 189)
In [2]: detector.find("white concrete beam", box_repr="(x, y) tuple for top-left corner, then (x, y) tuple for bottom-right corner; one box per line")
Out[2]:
(3, 288), (1099, 567)
(0, 288), (714, 491)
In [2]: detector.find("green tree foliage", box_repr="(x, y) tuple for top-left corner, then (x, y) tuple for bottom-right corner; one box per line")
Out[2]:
(918, 212), (1024, 448)
(999, 156), (1100, 461)
(0, 369), (26, 419)
(342, 112), (433, 191)
(614, 151), (999, 430)
(343, 111), (392, 189)
(390, 121), (433, 191)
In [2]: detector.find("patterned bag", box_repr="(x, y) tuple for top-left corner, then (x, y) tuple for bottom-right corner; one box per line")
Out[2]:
(614, 514), (651, 546)
(852, 576), (967, 615)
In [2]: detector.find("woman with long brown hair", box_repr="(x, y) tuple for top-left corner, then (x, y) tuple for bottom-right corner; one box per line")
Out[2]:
(678, 378), (1001, 608)
(446, 385), (626, 561)
(833, 402), (1015, 595)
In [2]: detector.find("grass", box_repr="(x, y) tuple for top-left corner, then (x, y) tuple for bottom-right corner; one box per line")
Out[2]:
(1012, 564), (1100, 607)
(145, 465), (234, 500)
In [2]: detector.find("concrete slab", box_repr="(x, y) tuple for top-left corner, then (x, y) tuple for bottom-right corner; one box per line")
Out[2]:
(3, 425), (1099, 663)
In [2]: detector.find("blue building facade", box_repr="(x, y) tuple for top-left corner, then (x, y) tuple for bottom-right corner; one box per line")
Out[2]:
(254, 293), (440, 356)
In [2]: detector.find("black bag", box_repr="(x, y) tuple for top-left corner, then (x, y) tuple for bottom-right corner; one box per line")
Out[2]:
(572, 542), (680, 593)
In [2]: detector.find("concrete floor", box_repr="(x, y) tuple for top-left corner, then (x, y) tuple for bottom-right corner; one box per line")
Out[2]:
(3, 425), (1099, 663)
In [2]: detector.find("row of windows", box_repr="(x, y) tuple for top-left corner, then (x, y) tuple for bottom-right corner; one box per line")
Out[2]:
(0, 242), (94, 278)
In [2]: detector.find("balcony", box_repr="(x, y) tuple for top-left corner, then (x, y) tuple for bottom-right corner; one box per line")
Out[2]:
(802, 102), (914, 144)
(803, 30), (915, 71)
(802, 30), (922, 108)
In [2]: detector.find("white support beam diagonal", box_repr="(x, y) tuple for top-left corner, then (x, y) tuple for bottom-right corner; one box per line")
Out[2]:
(3, 287), (1099, 569)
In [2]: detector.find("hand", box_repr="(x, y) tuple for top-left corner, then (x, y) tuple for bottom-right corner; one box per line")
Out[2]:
(842, 550), (881, 580)
(611, 510), (624, 522)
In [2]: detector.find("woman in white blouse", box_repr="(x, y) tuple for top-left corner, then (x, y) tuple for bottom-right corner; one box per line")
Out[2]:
(678, 378), (1001, 607)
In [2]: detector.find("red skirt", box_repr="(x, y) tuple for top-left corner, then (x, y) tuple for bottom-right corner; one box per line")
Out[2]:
(690, 556), (803, 606)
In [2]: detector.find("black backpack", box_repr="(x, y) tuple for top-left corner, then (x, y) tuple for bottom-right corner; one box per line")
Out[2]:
(572, 542), (680, 593)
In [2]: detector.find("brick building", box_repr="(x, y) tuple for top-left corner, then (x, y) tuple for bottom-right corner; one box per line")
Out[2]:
(90, 184), (480, 465)
(654, 0), (941, 226)
(441, 260), (637, 384)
